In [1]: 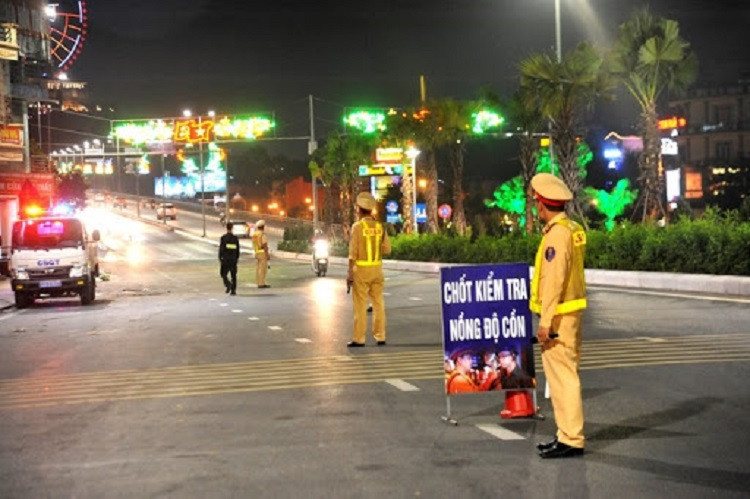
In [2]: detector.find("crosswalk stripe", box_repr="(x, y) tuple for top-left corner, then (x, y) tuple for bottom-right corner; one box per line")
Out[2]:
(476, 424), (525, 440)
(0, 333), (748, 410)
(385, 379), (420, 392)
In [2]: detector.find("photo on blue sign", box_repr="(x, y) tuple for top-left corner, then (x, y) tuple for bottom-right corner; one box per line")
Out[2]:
(440, 263), (535, 396)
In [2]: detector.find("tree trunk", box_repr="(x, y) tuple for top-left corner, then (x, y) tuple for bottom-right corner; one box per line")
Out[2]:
(519, 133), (538, 235)
(551, 116), (589, 230)
(401, 164), (414, 234)
(450, 142), (467, 235)
(324, 180), (337, 228)
(635, 103), (666, 222)
(421, 149), (439, 234)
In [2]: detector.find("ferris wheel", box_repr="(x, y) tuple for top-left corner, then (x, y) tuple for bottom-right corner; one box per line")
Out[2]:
(48, 1), (89, 71)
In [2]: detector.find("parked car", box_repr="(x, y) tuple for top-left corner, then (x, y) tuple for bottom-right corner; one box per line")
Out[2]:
(229, 220), (254, 238)
(113, 196), (127, 209)
(156, 203), (177, 220)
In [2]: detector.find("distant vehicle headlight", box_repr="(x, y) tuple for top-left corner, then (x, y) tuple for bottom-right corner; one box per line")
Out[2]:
(69, 264), (88, 278)
(13, 268), (29, 280)
(314, 239), (329, 258)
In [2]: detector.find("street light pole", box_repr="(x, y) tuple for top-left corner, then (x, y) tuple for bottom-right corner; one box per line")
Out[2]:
(555, 0), (562, 63)
(308, 94), (318, 230)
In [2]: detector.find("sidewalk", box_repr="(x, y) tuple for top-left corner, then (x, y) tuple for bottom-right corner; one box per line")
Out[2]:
(0, 276), (13, 310)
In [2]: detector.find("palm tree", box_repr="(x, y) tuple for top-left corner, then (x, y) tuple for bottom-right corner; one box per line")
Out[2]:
(384, 107), (441, 234)
(316, 131), (377, 236)
(506, 89), (544, 234)
(520, 42), (614, 228)
(431, 98), (473, 235)
(610, 7), (697, 222)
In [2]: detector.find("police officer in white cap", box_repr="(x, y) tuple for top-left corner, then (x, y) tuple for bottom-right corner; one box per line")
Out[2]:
(252, 219), (270, 288)
(530, 173), (587, 459)
(347, 192), (391, 347)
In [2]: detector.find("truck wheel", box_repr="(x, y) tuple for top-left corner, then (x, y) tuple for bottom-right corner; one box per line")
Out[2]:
(15, 292), (33, 309)
(80, 281), (95, 305)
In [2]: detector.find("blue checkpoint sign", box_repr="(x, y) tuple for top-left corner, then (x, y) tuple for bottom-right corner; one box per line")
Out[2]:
(415, 203), (427, 223)
(386, 200), (399, 214)
(440, 263), (535, 395)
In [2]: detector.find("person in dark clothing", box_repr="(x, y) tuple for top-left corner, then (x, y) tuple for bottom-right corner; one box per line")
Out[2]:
(498, 349), (535, 389)
(219, 222), (240, 295)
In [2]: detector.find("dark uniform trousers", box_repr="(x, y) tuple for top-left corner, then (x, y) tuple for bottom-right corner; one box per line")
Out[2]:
(220, 260), (238, 292)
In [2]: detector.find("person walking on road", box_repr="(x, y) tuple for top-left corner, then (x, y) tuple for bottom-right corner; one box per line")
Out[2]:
(219, 222), (240, 295)
(529, 173), (588, 459)
(252, 220), (270, 288)
(347, 192), (390, 347)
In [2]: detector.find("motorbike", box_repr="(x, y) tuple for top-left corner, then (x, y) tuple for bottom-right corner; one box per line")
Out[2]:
(311, 237), (329, 277)
(219, 212), (227, 226)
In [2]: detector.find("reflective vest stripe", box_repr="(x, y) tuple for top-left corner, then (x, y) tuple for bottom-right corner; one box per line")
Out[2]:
(252, 235), (265, 253)
(355, 220), (383, 267)
(225, 243), (237, 249)
(529, 218), (586, 315)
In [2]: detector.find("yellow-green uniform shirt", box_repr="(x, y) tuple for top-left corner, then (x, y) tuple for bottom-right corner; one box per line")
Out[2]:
(349, 218), (391, 265)
(252, 231), (268, 257)
(533, 213), (587, 328)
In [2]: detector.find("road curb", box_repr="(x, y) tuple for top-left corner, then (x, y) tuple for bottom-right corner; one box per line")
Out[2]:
(272, 250), (750, 297)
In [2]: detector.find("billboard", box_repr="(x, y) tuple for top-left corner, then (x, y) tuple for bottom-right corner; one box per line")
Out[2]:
(154, 174), (226, 198)
(441, 263), (535, 395)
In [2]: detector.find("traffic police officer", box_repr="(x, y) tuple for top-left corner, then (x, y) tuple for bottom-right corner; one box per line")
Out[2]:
(347, 192), (391, 347)
(252, 220), (270, 288)
(530, 173), (587, 459)
(219, 222), (240, 295)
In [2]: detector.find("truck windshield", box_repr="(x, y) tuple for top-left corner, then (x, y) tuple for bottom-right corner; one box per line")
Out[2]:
(12, 219), (84, 250)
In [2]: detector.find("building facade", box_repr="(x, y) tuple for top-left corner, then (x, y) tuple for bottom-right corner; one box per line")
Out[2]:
(0, 0), (52, 259)
(668, 80), (750, 210)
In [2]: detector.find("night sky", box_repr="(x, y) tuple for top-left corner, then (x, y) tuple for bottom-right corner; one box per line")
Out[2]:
(69, 0), (748, 163)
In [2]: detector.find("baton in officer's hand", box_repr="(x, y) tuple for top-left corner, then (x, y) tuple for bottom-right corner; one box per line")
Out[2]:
(531, 333), (559, 344)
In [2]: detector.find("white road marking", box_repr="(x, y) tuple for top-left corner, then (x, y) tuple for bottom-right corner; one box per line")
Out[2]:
(248, 317), (259, 321)
(295, 338), (312, 344)
(268, 326), (282, 331)
(383, 292), (391, 296)
(219, 303), (228, 307)
(475, 424), (525, 441)
(232, 309), (243, 313)
(209, 298), (218, 302)
(636, 336), (667, 343)
(409, 297), (422, 301)
(385, 379), (420, 392)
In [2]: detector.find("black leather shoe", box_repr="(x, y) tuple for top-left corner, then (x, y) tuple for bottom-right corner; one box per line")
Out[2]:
(230, 291), (236, 295)
(536, 437), (557, 452)
(367, 305), (373, 313)
(225, 287), (230, 294)
(539, 442), (584, 459)
(377, 341), (386, 346)
(346, 341), (365, 347)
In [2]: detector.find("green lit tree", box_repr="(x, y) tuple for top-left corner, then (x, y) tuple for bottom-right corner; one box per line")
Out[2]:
(485, 175), (528, 228)
(584, 178), (639, 231)
(610, 7), (697, 222)
(520, 42), (614, 229)
(486, 142), (593, 230)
